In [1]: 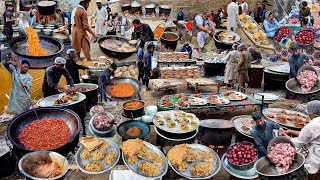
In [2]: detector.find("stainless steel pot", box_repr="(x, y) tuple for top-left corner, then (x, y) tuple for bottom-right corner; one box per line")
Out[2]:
(198, 119), (234, 146)
(43, 29), (53, 36)
(122, 100), (145, 118)
(254, 152), (305, 180)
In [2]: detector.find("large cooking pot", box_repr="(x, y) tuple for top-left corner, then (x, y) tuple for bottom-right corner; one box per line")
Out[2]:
(123, 100), (145, 118)
(198, 119), (234, 146)
(103, 77), (142, 99)
(65, 83), (99, 110)
(145, 4), (156, 14)
(286, 78), (320, 95)
(9, 35), (64, 69)
(160, 32), (179, 51)
(121, 3), (131, 12)
(255, 152), (305, 180)
(155, 127), (197, 147)
(7, 107), (81, 159)
(0, 136), (16, 178)
(98, 35), (137, 59)
(37, 93), (87, 134)
(214, 30), (241, 50)
(19, 151), (69, 180)
(37, 1), (56, 16)
(159, 5), (171, 15)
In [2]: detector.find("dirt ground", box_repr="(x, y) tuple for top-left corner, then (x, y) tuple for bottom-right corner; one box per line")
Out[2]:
(0, 17), (308, 180)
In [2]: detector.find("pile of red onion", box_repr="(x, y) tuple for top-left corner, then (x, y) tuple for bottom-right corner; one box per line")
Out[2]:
(226, 142), (257, 165)
(297, 70), (318, 93)
(92, 114), (115, 131)
(268, 143), (296, 174)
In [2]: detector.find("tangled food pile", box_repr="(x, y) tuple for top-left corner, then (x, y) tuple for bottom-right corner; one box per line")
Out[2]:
(227, 142), (257, 165)
(121, 139), (163, 177)
(18, 117), (70, 150)
(79, 137), (117, 172)
(92, 113), (115, 131)
(27, 161), (64, 178)
(25, 27), (49, 56)
(167, 144), (215, 176)
(100, 39), (136, 52)
(268, 143), (296, 174)
(124, 101), (144, 109)
(108, 83), (135, 97)
(297, 70), (318, 93)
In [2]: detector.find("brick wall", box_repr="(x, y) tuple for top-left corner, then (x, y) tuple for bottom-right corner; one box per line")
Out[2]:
(119, 0), (274, 19)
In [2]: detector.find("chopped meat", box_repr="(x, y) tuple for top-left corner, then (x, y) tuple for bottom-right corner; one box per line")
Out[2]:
(268, 143), (296, 174)
(297, 70), (318, 93)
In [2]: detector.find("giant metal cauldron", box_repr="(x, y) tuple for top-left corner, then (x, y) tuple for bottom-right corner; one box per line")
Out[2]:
(7, 107), (81, 159)
(9, 35), (64, 69)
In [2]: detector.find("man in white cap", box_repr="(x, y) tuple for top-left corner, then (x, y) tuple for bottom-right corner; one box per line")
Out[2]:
(117, 15), (129, 36)
(227, 0), (239, 32)
(65, 49), (89, 84)
(42, 57), (75, 97)
(91, 0), (108, 42)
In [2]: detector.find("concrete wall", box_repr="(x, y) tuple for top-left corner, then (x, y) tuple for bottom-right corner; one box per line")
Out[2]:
(119, 0), (273, 19)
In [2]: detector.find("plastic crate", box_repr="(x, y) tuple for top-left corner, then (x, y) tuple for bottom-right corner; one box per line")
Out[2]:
(285, 24), (301, 31)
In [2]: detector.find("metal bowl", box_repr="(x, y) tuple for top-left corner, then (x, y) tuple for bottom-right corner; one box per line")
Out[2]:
(254, 152), (305, 179)
(267, 136), (296, 153)
(19, 151), (69, 180)
(89, 112), (117, 137)
(103, 77), (142, 99)
(226, 141), (257, 170)
(7, 107), (81, 158)
(123, 100), (145, 117)
(98, 36), (137, 59)
(286, 78), (320, 95)
(117, 120), (150, 140)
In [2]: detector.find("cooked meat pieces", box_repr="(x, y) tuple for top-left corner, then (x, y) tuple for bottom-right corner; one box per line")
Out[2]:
(265, 113), (275, 118)
(137, 162), (159, 177)
(180, 124), (189, 130)
(91, 148), (106, 161)
(161, 99), (173, 107)
(167, 122), (176, 128)
(137, 147), (153, 160)
(297, 70), (318, 93)
(174, 94), (182, 99)
(163, 113), (172, 120)
(186, 150), (202, 162)
(156, 120), (164, 125)
(180, 96), (189, 102)
(277, 118), (287, 124)
(127, 155), (138, 164)
(104, 151), (117, 165)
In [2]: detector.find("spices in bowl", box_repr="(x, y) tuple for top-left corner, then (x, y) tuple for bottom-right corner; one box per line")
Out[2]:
(124, 101), (144, 109)
(126, 126), (142, 136)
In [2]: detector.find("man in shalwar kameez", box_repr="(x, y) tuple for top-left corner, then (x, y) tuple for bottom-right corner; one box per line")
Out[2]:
(91, 0), (108, 42)
(2, 52), (32, 115)
(72, 0), (98, 61)
(227, 0), (239, 32)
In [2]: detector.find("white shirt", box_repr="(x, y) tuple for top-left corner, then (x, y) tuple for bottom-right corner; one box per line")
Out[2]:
(71, 7), (77, 25)
(93, 7), (108, 22)
(291, 117), (320, 174)
(241, 2), (249, 14)
(227, 2), (239, 30)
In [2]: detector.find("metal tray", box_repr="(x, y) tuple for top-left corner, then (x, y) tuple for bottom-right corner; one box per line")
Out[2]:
(262, 108), (310, 129)
(221, 153), (258, 179)
(153, 110), (200, 134)
(37, 92), (86, 107)
(231, 115), (254, 138)
(206, 96), (230, 105)
(122, 141), (168, 179)
(223, 91), (247, 101)
(76, 138), (121, 174)
(267, 64), (290, 74)
(168, 144), (221, 180)
(188, 97), (208, 106)
(252, 93), (279, 103)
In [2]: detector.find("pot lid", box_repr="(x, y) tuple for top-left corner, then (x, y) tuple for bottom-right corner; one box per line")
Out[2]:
(121, 3), (131, 7)
(200, 119), (233, 129)
(252, 93), (279, 102)
(131, 1), (141, 7)
(37, 92), (86, 107)
(145, 4), (155, 8)
(267, 64), (290, 74)
(160, 5), (171, 9)
(37, 1), (56, 7)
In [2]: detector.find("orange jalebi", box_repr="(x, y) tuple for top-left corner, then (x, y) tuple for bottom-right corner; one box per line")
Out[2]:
(25, 27), (49, 56)
(109, 83), (135, 97)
